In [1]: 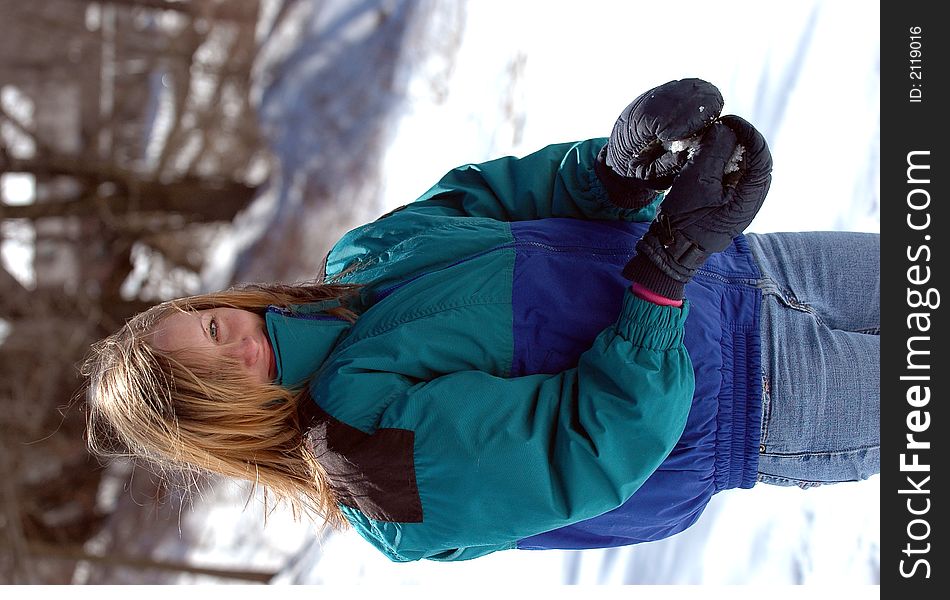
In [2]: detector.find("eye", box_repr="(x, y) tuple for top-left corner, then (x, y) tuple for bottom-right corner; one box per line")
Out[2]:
(208, 317), (219, 341)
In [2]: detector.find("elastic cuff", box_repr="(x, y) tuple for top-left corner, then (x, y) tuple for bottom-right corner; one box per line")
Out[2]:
(622, 254), (687, 301)
(594, 146), (658, 210)
(615, 289), (688, 350)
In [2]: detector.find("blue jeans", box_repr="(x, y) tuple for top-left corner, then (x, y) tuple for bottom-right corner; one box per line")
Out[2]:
(745, 232), (880, 488)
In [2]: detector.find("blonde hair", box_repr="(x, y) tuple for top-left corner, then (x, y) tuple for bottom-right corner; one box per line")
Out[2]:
(82, 281), (362, 528)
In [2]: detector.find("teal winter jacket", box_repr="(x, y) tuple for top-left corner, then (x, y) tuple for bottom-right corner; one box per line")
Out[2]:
(264, 138), (762, 562)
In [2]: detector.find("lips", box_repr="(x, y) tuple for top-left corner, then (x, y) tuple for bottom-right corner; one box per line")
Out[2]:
(262, 333), (277, 381)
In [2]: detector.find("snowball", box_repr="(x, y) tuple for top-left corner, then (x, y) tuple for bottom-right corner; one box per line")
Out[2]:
(664, 135), (701, 157)
(662, 137), (746, 175)
(725, 144), (745, 174)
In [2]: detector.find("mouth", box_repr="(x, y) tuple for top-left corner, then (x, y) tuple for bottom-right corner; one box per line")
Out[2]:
(262, 334), (276, 381)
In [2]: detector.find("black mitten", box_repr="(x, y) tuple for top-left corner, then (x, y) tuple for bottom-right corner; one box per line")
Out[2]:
(595, 78), (724, 209)
(623, 115), (773, 300)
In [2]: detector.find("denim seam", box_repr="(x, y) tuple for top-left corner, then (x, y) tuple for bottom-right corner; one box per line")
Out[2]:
(759, 377), (771, 451)
(759, 442), (880, 459)
(756, 473), (832, 488)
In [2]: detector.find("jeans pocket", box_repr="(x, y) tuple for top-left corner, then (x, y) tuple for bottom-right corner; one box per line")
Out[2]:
(757, 276), (825, 326)
(776, 287), (825, 327)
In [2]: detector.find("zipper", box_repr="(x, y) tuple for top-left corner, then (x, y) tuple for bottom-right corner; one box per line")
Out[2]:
(266, 306), (345, 321)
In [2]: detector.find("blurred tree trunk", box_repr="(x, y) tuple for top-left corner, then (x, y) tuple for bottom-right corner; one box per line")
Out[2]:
(85, 0), (260, 23)
(0, 176), (256, 224)
(26, 541), (277, 583)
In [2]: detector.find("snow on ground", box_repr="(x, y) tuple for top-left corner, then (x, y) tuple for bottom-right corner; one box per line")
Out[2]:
(165, 0), (880, 588)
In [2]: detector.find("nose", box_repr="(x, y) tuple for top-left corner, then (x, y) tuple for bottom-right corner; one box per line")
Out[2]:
(226, 337), (258, 367)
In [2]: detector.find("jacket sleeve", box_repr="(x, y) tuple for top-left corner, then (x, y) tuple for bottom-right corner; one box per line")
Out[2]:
(323, 138), (660, 284)
(387, 138), (661, 222)
(314, 290), (693, 562)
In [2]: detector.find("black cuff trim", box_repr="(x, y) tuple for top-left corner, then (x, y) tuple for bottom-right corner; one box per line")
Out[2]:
(622, 254), (687, 301)
(594, 146), (657, 210)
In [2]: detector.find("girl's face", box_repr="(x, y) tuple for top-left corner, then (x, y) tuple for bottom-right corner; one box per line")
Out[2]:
(150, 308), (277, 384)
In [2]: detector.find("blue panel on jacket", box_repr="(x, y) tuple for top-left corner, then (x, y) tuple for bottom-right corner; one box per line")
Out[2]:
(508, 218), (761, 550)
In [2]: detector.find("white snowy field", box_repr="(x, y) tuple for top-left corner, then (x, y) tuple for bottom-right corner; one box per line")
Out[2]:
(126, 0), (881, 589)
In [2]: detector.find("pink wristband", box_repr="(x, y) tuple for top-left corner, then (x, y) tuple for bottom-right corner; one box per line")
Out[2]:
(631, 282), (684, 307)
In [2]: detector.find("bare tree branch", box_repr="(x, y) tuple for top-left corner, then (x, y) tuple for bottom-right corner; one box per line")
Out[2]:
(0, 103), (50, 156)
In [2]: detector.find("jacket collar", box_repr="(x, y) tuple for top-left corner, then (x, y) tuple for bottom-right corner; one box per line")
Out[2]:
(264, 300), (352, 389)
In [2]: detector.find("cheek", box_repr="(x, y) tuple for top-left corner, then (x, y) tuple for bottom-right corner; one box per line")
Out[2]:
(229, 310), (265, 337)
(175, 349), (227, 372)
(175, 346), (242, 374)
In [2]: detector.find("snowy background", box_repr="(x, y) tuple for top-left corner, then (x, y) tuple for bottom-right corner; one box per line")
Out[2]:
(85, 0), (880, 588)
